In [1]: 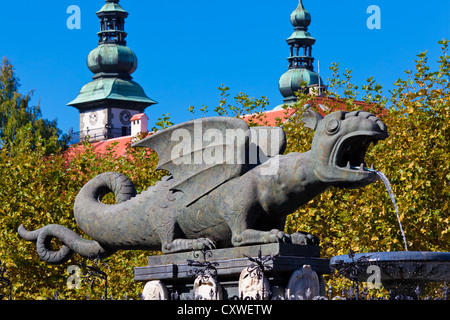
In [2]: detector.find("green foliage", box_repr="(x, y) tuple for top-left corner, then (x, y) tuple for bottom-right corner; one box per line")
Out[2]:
(0, 131), (165, 299)
(0, 57), (68, 154)
(0, 40), (448, 299)
(151, 113), (174, 132)
(188, 84), (269, 125)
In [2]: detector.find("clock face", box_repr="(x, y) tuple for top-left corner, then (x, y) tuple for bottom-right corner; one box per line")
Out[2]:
(120, 110), (132, 125)
(89, 112), (98, 125)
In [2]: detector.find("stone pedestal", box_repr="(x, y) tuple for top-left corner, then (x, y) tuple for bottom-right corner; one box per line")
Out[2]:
(134, 243), (331, 300)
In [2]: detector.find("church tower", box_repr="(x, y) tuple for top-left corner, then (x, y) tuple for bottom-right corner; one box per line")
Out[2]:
(278, 0), (325, 105)
(68, 0), (157, 142)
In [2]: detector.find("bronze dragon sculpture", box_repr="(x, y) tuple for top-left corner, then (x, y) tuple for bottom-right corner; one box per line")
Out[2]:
(19, 109), (388, 264)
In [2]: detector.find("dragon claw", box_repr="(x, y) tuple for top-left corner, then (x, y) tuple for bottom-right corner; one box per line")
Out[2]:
(291, 232), (320, 245)
(192, 238), (216, 251)
(268, 229), (291, 243)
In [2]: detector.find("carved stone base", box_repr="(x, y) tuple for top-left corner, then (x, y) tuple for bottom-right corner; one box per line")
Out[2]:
(134, 243), (330, 300)
(238, 268), (271, 300)
(141, 280), (169, 300)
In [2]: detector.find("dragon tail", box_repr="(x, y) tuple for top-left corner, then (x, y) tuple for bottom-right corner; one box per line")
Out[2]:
(19, 172), (137, 264)
(18, 224), (116, 265)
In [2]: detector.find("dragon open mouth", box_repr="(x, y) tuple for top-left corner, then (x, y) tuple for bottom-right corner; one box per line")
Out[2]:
(335, 134), (383, 173)
(310, 110), (389, 186)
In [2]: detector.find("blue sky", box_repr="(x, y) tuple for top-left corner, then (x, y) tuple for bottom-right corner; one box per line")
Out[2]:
(2, 0), (449, 135)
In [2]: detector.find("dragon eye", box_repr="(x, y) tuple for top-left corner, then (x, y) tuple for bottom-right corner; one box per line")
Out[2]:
(326, 119), (340, 135)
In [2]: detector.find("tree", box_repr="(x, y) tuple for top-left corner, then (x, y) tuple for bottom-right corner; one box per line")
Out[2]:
(0, 57), (68, 154)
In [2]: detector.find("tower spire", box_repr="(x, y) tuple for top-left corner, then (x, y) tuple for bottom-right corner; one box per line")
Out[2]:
(68, 0), (157, 143)
(278, 0), (324, 104)
(96, 0), (129, 45)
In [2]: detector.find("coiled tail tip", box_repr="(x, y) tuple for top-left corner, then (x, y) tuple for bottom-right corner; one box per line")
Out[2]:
(18, 224), (39, 241)
(17, 224), (113, 265)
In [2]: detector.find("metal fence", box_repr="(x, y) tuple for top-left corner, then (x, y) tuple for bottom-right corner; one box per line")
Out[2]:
(1, 250), (449, 301)
(69, 127), (131, 145)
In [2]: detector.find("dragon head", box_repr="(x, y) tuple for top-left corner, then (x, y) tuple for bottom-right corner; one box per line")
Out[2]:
(303, 109), (389, 188)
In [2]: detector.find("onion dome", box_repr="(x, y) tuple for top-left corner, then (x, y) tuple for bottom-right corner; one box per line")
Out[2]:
(85, 0), (137, 79)
(87, 44), (137, 77)
(279, 68), (321, 103)
(290, 0), (311, 29)
(68, 0), (157, 112)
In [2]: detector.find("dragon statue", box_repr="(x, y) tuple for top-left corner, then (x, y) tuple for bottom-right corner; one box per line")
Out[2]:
(19, 109), (388, 265)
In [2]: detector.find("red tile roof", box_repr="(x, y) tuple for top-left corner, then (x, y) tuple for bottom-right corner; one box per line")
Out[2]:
(66, 97), (385, 159)
(130, 113), (148, 121)
(241, 108), (297, 126)
(65, 135), (134, 160)
(243, 96), (386, 126)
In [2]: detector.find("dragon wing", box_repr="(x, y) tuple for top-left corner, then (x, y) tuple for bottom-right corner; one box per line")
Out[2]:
(248, 126), (286, 166)
(132, 117), (286, 206)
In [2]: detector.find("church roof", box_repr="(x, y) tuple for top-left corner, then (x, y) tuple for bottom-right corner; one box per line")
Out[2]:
(65, 135), (134, 162)
(241, 109), (297, 126)
(67, 78), (157, 109)
(130, 113), (148, 121)
(67, 0), (156, 112)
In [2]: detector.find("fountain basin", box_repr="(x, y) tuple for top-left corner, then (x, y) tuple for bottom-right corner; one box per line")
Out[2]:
(331, 251), (450, 282)
(330, 251), (450, 298)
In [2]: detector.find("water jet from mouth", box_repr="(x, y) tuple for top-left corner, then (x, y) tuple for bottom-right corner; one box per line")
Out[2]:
(374, 171), (408, 251)
(352, 167), (408, 251)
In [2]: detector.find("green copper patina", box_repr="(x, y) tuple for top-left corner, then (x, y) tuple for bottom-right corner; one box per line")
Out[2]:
(19, 109), (388, 264)
(279, 0), (323, 103)
(97, 0), (127, 14)
(68, 0), (156, 112)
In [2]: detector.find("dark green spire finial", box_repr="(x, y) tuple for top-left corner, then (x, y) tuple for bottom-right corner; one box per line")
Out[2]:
(278, 0), (323, 103)
(68, 0), (157, 112)
(290, 0), (311, 30)
(96, 0), (129, 45)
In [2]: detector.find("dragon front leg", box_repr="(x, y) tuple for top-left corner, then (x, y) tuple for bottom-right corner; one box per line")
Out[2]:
(153, 212), (217, 254)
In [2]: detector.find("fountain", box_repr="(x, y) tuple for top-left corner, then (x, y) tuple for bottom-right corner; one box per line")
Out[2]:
(375, 171), (408, 252)
(331, 250), (450, 299)
(330, 168), (450, 299)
